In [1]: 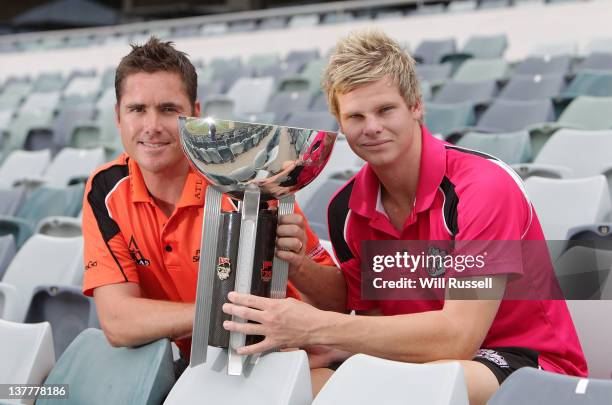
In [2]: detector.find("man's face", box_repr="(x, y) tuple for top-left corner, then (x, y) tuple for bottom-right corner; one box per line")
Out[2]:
(115, 71), (200, 177)
(336, 77), (422, 168)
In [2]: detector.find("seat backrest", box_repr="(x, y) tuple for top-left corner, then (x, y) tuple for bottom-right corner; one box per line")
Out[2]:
(0, 234), (16, 280)
(580, 52), (612, 71)
(39, 328), (175, 405)
(456, 131), (532, 164)
(498, 74), (565, 101)
(0, 149), (51, 187)
(453, 59), (509, 82)
(2, 234), (83, 321)
(227, 77), (275, 115)
(414, 38), (456, 64)
(514, 55), (572, 76)
(266, 91), (312, 122)
(434, 79), (496, 104)
(0, 320), (55, 389)
(476, 99), (554, 132)
(535, 129), (612, 177)
(488, 366), (612, 404)
(424, 102), (475, 136)
(557, 96), (612, 130)
(525, 176), (612, 240)
(43, 147), (105, 187)
(463, 34), (508, 58)
(286, 111), (338, 131)
(313, 354), (468, 405)
(562, 71), (612, 98)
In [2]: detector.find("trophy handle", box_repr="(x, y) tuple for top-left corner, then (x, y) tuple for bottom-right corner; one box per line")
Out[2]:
(228, 184), (261, 375)
(271, 194), (295, 299)
(190, 187), (223, 366)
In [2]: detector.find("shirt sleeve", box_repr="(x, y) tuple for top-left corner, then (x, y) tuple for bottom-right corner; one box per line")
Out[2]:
(82, 174), (140, 297)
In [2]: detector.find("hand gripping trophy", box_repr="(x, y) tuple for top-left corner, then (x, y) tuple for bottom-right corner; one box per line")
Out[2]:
(168, 116), (336, 401)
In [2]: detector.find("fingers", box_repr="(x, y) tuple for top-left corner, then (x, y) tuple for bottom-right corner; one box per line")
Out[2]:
(227, 292), (270, 310)
(275, 235), (303, 253)
(235, 338), (276, 356)
(222, 319), (264, 336)
(222, 302), (267, 323)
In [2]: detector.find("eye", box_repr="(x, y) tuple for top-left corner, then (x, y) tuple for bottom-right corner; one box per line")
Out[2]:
(129, 106), (144, 113)
(380, 105), (395, 113)
(162, 106), (178, 113)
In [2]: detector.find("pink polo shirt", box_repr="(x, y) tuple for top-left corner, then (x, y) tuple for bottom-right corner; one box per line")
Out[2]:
(327, 126), (587, 377)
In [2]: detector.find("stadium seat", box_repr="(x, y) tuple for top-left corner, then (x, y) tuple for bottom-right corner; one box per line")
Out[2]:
(447, 0), (478, 12)
(456, 131), (532, 164)
(577, 52), (612, 72)
(488, 367), (612, 404)
(302, 176), (346, 240)
(452, 59), (509, 83)
(32, 72), (65, 93)
(227, 77), (275, 115)
(441, 34), (508, 66)
(498, 74), (565, 101)
(247, 52), (282, 76)
(200, 22), (228, 36)
(300, 58), (328, 94)
(277, 76), (311, 93)
(164, 346), (311, 405)
(474, 99), (554, 133)
(285, 48), (320, 66)
(60, 75), (102, 107)
(424, 102), (476, 138)
(525, 175), (611, 240)
(35, 216), (82, 238)
(228, 20), (257, 33)
(0, 234), (83, 322)
(25, 285), (98, 357)
(266, 91), (313, 122)
(38, 328), (175, 405)
(312, 354), (468, 405)
(0, 149), (51, 188)
(259, 17), (287, 30)
(433, 79), (497, 106)
(0, 234), (15, 280)
(237, 112), (276, 124)
(288, 13), (320, 28)
(559, 71), (612, 102)
(286, 111), (338, 131)
(556, 96), (612, 130)
(413, 38), (456, 65)
(0, 187), (25, 216)
(513, 129), (612, 180)
(202, 95), (235, 119)
(513, 55), (572, 76)
(41, 147), (105, 187)
(0, 319), (55, 403)
(585, 37), (612, 54)
(530, 41), (577, 57)
(0, 81), (32, 111)
(416, 63), (453, 88)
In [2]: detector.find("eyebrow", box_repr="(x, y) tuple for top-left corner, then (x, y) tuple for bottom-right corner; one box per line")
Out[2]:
(125, 102), (183, 110)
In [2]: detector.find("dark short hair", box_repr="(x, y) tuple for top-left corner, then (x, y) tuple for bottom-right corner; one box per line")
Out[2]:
(115, 37), (197, 108)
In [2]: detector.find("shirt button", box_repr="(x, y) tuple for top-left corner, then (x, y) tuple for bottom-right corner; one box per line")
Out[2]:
(165, 245), (173, 252)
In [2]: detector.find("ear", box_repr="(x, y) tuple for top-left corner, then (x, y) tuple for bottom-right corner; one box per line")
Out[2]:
(193, 100), (201, 118)
(114, 103), (120, 128)
(411, 99), (424, 122)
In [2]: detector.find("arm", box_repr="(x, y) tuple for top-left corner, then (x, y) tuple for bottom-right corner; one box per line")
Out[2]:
(223, 275), (505, 362)
(94, 282), (194, 347)
(275, 212), (346, 312)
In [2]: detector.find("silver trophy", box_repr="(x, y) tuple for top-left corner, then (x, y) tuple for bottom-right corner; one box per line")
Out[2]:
(178, 116), (337, 376)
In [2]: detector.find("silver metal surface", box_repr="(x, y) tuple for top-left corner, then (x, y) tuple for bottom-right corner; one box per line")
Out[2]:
(179, 116), (337, 201)
(190, 186), (223, 367)
(270, 194), (295, 299)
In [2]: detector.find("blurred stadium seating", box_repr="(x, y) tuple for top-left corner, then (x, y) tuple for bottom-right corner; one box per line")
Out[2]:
(0, 0), (611, 403)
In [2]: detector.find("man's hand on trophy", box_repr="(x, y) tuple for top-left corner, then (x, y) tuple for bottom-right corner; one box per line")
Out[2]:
(222, 291), (325, 355)
(275, 214), (307, 272)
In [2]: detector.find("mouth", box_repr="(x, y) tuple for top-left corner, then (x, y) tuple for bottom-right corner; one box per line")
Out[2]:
(138, 141), (170, 149)
(361, 139), (391, 147)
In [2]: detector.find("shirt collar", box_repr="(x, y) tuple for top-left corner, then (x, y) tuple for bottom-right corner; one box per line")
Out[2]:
(349, 125), (446, 219)
(128, 155), (207, 207)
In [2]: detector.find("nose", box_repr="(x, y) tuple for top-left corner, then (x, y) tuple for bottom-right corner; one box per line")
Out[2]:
(143, 110), (163, 135)
(362, 115), (383, 136)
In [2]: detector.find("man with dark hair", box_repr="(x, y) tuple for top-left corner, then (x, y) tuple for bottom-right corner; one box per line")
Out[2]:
(81, 38), (342, 371)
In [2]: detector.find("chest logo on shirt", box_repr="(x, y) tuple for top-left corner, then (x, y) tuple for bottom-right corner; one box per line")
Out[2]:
(217, 257), (231, 280)
(425, 246), (447, 277)
(129, 236), (150, 266)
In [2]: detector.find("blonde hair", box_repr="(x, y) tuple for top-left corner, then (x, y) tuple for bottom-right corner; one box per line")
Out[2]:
(322, 29), (421, 120)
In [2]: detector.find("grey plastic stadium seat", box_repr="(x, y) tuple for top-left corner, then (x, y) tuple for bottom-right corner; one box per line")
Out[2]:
(247, 52), (282, 76)
(312, 354), (468, 405)
(585, 37), (612, 54)
(266, 91), (313, 123)
(554, 245), (612, 299)
(25, 285), (98, 357)
(286, 49), (320, 65)
(0, 234), (15, 280)
(286, 111), (338, 131)
(41, 147), (105, 187)
(513, 129), (612, 180)
(0, 319), (55, 400)
(39, 329), (175, 405)
(498, 74), (565, 101)
(237, 112), (276, 124)
(202, 95), (235, 119)
(0, 149), (51, 188)
(513, 55), (572, 76)
(36, 216), (82, 237)
(200, 22), (228, 36)
(488, 367), (612, 404)
(441, 34), (508, 68)
(277, 76), (311, 93)
(433, 79), (497, 105)
(0, 187), (25, 216)
(424, 102), (476, 138)
(0, 234), (83, 322)
(52, 104), (97, 149)
(227, 77), (275, 115)
(530, 41), (577, 58)
(164, 346), (311, 405)
(525, 176), (611, 240)
(453, 59), (510, 83)
(447, 0), (478, 12)
(413, 38), (456, 65)
(288, 14), (320, 28)
(560, 71), (612, 101)
(556, 96), (612, 130)
(302, 177), (346, 240)
(577, 52), (612, 72)
(456, 131), (532, 164)
(474, 99), (554, 133)
(415, 63), (453, 88)
(32, 72), (65, 93)
(567, 299), (612, 379)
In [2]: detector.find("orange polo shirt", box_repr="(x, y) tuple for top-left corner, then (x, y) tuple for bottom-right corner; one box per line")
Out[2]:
(82, 153), (334, 357)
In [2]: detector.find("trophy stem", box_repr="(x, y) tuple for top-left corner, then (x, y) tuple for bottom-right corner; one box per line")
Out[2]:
(228, 184), (261, 376)
(190, 187), (223, 367)
(270, 194), (295, 299)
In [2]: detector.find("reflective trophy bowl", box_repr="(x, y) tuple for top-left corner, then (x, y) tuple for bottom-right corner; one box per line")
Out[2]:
(179, 116), (338, 200)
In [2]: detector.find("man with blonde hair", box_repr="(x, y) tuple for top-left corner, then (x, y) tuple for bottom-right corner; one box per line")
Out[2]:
(222, 30), (587, 403)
